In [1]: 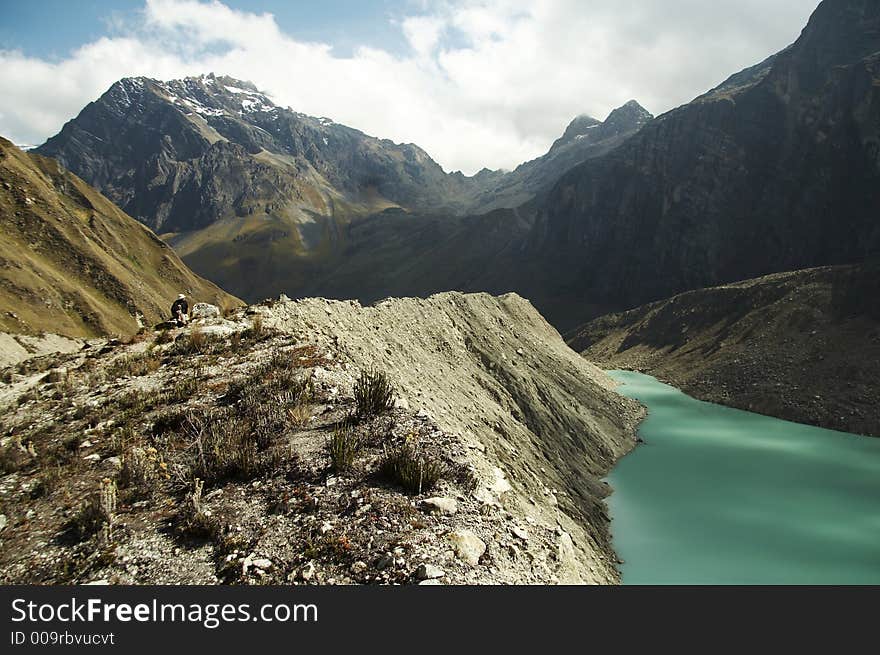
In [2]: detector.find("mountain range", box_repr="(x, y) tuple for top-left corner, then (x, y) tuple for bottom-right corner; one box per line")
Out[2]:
(9, 0), (880, 345)
(34, 75), (652, 307)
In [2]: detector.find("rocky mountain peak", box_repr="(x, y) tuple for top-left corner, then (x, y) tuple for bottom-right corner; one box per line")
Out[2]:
(602, 100), (652, 134)
(548, 100), (652, 154)
(549, 114), (602, 152)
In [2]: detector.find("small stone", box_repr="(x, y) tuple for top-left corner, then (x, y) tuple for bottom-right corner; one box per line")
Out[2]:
(0, 514), (6, 532)
(511, 526), (529, 541)
(80, 440), (93, 448)
(448, 530), (486, 566)
(104, 456), (122, 469)
(416, 563), (445, 580)
(351, 561), (367, 574)
(25, 509), (35, 520)
(251, 558), (273, 570)
(300, 562), (316, 581)
(418, 579), (444, 586)
(83, 453), (101, 463)
(375, 554), (393, 571)
(473, 488), (498, 507)
(490, 467), (512, 495)
(420, 497), (458, 516)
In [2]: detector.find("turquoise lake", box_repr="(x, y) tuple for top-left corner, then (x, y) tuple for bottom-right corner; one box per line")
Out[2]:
(606, 370), (880, 585)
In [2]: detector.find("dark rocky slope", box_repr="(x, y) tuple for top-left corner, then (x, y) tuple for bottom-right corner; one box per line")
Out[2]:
(35, 74), (478, 234)
(571, 263), (880, 437)
(0, 137), (240, 337)
(525, 0), (880, 322)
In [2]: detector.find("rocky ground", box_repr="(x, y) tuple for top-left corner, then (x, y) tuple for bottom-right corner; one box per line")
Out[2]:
(0, 292), (641, 585)
(571, 264), (880, 437)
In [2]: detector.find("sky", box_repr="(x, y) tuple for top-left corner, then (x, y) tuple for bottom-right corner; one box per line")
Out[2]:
(0, 0), (821, 174)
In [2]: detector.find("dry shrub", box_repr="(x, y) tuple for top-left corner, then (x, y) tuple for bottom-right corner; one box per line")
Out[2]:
(379, 443), (447, 494)
(354, 368), (395, 417)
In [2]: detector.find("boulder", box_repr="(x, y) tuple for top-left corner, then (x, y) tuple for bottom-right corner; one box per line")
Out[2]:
(191, 303), (221, 319)
(416, 563), (445, 580)
(448, 530), (486, 566)
(420, 497), (458, 516)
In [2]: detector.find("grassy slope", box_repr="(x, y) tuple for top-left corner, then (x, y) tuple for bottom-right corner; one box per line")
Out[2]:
(0, 137), (241, 337)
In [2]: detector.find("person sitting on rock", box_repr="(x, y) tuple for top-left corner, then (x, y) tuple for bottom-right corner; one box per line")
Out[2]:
(171, 293), (189, 327)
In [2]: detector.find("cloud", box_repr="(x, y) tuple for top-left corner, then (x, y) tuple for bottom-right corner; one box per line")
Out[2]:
(0, 0), (820, 173)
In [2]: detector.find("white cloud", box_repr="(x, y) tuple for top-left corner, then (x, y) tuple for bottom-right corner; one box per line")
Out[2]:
(0, 0), (820, 174)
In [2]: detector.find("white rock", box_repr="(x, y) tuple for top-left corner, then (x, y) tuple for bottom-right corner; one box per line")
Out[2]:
(191, 303), (221, 319)
(490, 467), (512, 495)
(300, 562), (316, 581)
(448, 530), (486, 566)
(511, 526), (529, 541)
(418, 579), (444, 586)
(251, 558), (273, 570)
(473, 488), (499, 507)
(0, 514), (6, 532)
(416, 563), (445, 580)
(420, 497), (458, 516)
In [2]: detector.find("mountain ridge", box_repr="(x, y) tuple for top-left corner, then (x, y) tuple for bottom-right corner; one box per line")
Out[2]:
(570, 263), (880, 437)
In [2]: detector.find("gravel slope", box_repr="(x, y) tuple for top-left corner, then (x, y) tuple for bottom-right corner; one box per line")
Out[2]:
(571, 264), (880, 437)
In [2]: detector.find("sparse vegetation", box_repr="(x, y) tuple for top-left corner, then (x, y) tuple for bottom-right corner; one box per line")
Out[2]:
(327, 421), (361, 472)
(379, 442), (447, 494)
(168, 327), (227, 357)
(117, 446), (160, 499)
(180, 408), (285, 485)
(0, 436), (31, 473)
(354, 368), (395, 417)
(105, 352), (162, 379)
(66, 478), (117, 544)
(175, 477), (221, 540)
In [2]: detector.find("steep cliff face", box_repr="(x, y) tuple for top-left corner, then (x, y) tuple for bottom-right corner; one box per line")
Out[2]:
(0, 137), (240, 337)
(571, 263), (880, 437)
(528, 0), (880, 318)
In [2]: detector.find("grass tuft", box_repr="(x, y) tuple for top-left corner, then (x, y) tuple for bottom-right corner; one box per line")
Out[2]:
(354, 368), (395, 417)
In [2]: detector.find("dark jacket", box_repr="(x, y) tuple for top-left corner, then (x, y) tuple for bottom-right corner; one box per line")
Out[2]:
(171, 298), (188, 319)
